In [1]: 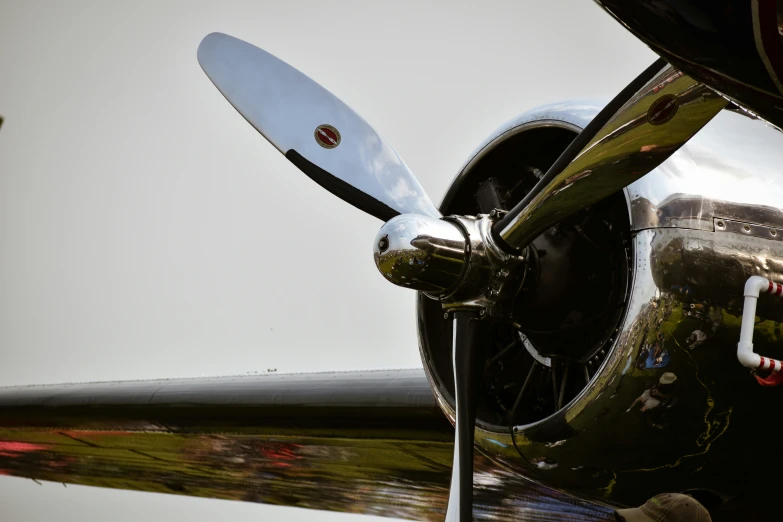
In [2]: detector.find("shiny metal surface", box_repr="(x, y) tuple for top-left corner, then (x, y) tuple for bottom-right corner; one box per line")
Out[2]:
(439, 101), (601, 215)
(374, 212), (526, 315)
(509, 228), (783, 520)
(628, 109), (783, 231)
(440, 214), (528, 315)
(0, 369), (614, 521)
(646, 227), (783, 315)
(442, 106), (596, 209)
(418, 98), (783, 519)
(442, 102), (783, 238)
(373, 214), (467, 296)
(595, 0), (783, 131)
(197, 33), (439, 221)
(0, 369), (449, 436)
(497, 66), (727, 250)
(717, 219), (783, 242)
(440, 216), (492, 307)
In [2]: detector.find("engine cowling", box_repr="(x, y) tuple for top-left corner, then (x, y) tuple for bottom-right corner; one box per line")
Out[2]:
(418, 102), (783, 518)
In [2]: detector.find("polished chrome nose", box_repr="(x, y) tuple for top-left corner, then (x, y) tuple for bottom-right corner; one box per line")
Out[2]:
(373, 214), (467, 296)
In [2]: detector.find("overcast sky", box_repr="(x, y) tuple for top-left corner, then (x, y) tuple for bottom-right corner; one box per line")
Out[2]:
(0, 1), (655, 520)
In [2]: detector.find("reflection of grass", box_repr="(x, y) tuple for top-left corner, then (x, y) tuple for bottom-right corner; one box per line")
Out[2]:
(377, 250), (413, 275)
(0, 430), (455, 475)
(377, 250), (463, 277)
(0, 429), (457, 520)
(567, 84), (721, 181)
(0, 428), (611, 521)
(515, 300), (774, 507)
(585, 74), (693, 141)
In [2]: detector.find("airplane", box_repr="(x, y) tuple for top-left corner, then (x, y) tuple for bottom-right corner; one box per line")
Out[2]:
(2, 1), (783, 521)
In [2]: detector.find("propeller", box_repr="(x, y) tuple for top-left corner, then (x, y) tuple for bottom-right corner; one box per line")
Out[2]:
(198, 32), (728, 521)
(197, 32), (440, 222)
(446, 311), (483, 521)
(197, 35), (472, 516)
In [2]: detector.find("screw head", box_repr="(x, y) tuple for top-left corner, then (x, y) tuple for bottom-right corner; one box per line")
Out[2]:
(377, 235), (390, 253)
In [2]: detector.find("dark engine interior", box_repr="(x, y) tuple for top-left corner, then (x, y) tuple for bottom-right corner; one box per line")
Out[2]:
(419, 126), (632, 430)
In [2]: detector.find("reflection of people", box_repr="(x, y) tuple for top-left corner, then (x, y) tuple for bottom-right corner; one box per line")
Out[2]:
(670, 284), (693, 298)
(626, 373), (677, 412)
(645, 344), (670, 368)
(687, 330), (707, 350)
(615, 492), (712, 521)
(706, 307), (722, 334)
(636, 343), (651, 370)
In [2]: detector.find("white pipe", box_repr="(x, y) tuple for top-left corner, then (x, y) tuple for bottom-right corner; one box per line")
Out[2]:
(737, 276), (783, 372)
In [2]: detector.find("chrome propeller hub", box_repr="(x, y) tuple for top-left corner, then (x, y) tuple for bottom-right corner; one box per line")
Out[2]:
(373, 212), (528, 317)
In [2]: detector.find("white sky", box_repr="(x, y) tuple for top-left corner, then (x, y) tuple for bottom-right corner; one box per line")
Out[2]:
(0, 1), (655, 520)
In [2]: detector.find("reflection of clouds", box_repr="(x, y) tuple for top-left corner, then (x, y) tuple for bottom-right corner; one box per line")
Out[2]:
(389, 177), (417, 205)
(519, 100), (605, 127)
(355, 126), (439, 217)
(631, 109), (783, 210)
(474, 471), (503, 487)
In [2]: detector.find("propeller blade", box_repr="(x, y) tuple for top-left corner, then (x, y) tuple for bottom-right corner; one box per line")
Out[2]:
(197, 32), (440, 221)
(445, 311), (482, 521)
(494, 60), (728, 251)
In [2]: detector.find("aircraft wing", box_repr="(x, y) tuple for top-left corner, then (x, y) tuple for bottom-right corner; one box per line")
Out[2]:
(0, 369), (613, 521)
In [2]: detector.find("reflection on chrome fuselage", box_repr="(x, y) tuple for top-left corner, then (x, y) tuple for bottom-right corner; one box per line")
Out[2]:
(423, 104), (783, 520)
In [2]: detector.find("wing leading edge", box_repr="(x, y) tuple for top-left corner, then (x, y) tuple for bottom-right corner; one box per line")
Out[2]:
(0, 369), (612, 521)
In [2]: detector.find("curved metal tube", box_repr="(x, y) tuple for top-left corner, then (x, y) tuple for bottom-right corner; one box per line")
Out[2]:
(738, 276), (783, 371)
